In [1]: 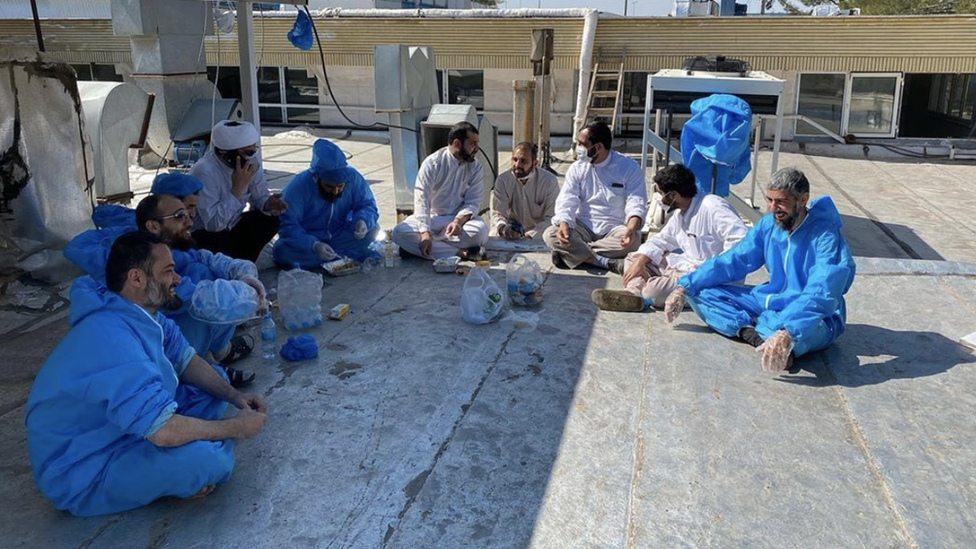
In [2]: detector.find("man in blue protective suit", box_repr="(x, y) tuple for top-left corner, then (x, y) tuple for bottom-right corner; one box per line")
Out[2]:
(26, 231), (267, 517)
(273, 139), (380, 268)
(663, 168), (856, 374)
(64, 173), (266, 388)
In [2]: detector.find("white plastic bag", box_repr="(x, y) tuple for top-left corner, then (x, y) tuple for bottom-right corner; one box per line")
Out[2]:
(506, 254), (544, 307)
(277, 267), (323, 331)
(460, 267), (505, 325)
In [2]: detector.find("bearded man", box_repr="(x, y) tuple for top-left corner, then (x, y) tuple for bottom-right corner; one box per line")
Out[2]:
(663, 168), (856, 374)
(392, 121), (489, 260)
(273, 139), (380, 268)
(489, 141), (559, 241)
(27, 231), (268, 517)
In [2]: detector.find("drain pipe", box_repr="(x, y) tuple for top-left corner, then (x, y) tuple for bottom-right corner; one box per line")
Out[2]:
(572, 9), (599, 142)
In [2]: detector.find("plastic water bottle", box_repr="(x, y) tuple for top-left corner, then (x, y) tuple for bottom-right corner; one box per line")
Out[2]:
(260, 313), (277, 359)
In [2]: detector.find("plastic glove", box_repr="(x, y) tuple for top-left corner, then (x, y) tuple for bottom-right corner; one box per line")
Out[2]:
(354, 219), (368, 240)
(240, 275), (268, 316)
(313, 241), (337, 261)
(664, 286), (685, 324)
(756, 329), (795, 373)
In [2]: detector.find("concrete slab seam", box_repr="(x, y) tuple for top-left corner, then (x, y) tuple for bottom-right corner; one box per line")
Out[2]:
(818, 351), (918, 549)
(805, 155), (923, 260)
(382, 330), (518, 548)
(74, 516), (121, 549)
(625, 316), (655, 549)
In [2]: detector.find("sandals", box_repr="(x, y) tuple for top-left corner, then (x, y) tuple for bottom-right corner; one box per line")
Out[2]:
(223, 366), (256, 389)
(221, 334), (254, 365)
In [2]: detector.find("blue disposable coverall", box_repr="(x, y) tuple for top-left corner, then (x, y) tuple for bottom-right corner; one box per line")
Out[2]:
(25, 277), (235, 517)
(63, 226), (257, 356)
(678, 196), (856, 357)
(273, 168), (380, 268)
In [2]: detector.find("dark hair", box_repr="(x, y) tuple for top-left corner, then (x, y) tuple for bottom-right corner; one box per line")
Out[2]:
(448, 121), (478, 147)
(513, 141), (537, 160)
(105, 231), (164, 293)
(135, 195), (163, 231)
(653, 164), (698, 199)
(582, 120), (612, 151)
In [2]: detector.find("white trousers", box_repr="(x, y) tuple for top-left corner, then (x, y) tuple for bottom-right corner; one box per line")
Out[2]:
(392, 214), (489, 259)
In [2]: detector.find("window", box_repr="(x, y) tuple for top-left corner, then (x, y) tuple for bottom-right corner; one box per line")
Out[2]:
(207, 66), (242, 100)
(446, 70), (484, 111)
(795, 73), (846, 136)
(70, 63), (122, 82)
(284, 68), (317, 105)
(964, 76), (976, 121)
(925, 73), (976, 122)
(847, 74), (899, 136)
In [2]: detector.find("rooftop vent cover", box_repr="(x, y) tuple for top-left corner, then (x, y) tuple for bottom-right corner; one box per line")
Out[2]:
(683, 55), (751, 76)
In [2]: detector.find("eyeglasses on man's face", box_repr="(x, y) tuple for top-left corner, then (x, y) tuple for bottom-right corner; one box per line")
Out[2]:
(156, 209), (190, 222)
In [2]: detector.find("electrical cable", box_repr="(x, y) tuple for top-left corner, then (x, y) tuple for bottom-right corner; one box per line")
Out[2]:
(302, 5), (418, 133)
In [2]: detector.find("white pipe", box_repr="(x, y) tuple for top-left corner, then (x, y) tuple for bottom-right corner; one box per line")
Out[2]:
(265, 8), (604, 19)
(572, 9), (599, 141)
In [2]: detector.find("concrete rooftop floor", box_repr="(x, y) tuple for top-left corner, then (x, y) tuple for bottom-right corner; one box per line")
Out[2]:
(2, 129), (976, 548)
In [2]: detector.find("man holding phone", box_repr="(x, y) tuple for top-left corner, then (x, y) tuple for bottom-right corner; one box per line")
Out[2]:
(190, 120), (288, 261)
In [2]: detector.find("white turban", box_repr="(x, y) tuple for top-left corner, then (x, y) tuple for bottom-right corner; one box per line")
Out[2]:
(210, 120), (259, 151)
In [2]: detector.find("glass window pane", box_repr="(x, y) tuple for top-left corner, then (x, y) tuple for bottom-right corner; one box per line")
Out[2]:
(207, 66), (242, 100)
(284, 68), (318, 105)
(939, 75), (952, 114)
(964, 75), (976, 121)
(848, 75), (898, 135)
(286, 107), (319, 125)
(257, 67), (281, 104)
(796, 73), (846, 135)
(71, 64), (93, 81)
(928, 75), (942, 112)
(92, 64), (123, 82)
(447, 70), (484, 110)
(260, 106), (282, 124)
(950, 74), (966, 118)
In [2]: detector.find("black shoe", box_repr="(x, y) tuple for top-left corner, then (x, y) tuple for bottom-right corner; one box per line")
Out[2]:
(785, 353), (800, 374)
(737, 326), (765, 348)
(459, 246), (487, 261)
(607, 258), (625, 275)
(591, 289), (645, 312)
(220, 335), (254, 365)
(223, 366), (256, 388)
(551, 251), (569, 270)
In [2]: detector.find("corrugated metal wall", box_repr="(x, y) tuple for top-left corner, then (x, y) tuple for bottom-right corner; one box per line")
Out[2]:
(2, 15), (975, 74)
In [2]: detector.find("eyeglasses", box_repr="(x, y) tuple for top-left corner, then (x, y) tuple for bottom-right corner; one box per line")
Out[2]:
(156, 210), (190, 222)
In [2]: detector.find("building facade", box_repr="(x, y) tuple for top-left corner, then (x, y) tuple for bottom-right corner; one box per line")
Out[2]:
(1, 12), (974, 140)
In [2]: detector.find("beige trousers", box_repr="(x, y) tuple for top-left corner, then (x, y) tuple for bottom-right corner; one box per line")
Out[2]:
(622, 253), (690, 308)
(543, 223), (640, 269)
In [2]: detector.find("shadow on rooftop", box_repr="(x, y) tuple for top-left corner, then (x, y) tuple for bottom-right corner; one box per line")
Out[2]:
(780, 324), (974, 388)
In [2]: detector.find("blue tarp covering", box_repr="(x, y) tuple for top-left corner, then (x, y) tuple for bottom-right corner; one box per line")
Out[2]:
(680, 94), (753, 197)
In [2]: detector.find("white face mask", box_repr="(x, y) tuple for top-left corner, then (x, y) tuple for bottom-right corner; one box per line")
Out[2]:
(576, 146), (594, 163)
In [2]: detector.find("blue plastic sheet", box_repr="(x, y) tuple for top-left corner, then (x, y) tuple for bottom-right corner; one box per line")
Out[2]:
(287, 10), (313, 51)
(680, 94), (753, 197)
(280, 334), (319, 362)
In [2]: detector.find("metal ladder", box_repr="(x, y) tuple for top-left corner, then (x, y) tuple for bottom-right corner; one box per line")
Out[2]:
(582, 49), (626, 133)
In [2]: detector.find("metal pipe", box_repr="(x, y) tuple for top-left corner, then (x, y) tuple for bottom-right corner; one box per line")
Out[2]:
(572, 9), (599, 140)
(664, 109), (673, 166)
(750, 116), (762, 207)
(30, 0), (44, 52)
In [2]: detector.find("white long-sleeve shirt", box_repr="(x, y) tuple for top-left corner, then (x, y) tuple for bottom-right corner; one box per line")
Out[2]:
(637, 194), (747, 272)
(490, 168), (560, 233)
(413, 147), (484, 233)
(552, 150), (647, 236)
(190, 151), (271, 232)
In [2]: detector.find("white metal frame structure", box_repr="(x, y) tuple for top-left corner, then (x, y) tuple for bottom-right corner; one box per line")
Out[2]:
(640, 69), (786, 221)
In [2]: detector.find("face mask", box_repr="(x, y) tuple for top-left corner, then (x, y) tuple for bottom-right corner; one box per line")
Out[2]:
(576, 145), (596, 164)
(660, 192), (677, 214)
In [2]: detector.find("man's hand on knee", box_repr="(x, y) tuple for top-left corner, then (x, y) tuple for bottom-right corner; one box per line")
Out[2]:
(555, 222), (571, 246)
(622, 254), (649, 286)
(419, 232), (433, 258)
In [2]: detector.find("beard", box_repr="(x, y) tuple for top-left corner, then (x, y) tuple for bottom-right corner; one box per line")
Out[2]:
(165, 230), (196, 251)
(773, 207), (801, 232)
(456, 148), (476, 163)
(147, 278), (183, 311)
(513, 166), (532, 179)
(317, 185), (344, 202)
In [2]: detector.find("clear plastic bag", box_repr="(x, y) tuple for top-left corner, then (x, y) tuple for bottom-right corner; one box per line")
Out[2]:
(505, 254), (544, 307)
(189, 279), (259, 325)
(460, 267), (505, 325)
(277, 267), (324, 331)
